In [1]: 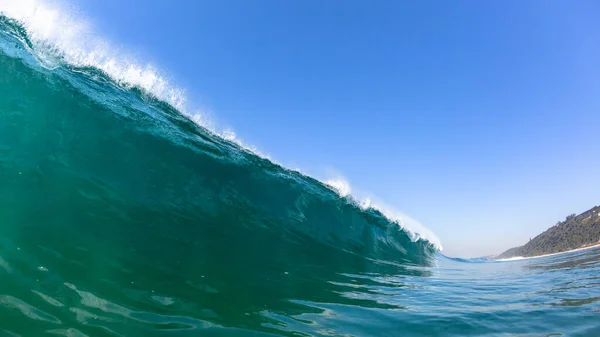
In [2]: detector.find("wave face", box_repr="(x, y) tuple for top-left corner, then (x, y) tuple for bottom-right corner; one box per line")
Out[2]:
(1, 12), (600, 337)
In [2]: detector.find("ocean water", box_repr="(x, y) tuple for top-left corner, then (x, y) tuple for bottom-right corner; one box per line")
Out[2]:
(1, 10), (600, 337)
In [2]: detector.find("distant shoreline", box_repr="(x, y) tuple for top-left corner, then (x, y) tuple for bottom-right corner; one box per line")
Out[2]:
(496, 242), (600, 261)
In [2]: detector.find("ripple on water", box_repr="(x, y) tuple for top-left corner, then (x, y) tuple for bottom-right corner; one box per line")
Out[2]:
(64, 282), (217, 331)
(0, 330), (21, 337)
(32, 290), (65, 307)
(46, 328), (89, 337)
(152, 295), (175, 306)
(0, 256), (12, 273)
(69, 307), (118, 324)
(0, 295), (62, 324)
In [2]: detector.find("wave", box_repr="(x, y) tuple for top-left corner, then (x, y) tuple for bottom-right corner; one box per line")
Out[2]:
(6, 4), (600, 337)
(444, 256), (491, 263)
(0, 0), (187, 111)
(0, 0), (441, 250)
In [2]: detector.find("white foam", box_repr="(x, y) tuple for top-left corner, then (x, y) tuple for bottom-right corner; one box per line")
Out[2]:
(0, 0), (187, 113)
(220, 128), (276, 162)
(325, 178), (352, 198)
(323, 177), (443, 250)
(0, 0), (443, 251)
(495, 256), (526, 262)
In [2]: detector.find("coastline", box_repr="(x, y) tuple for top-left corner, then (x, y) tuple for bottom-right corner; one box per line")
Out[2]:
(496, 242), (600, 261)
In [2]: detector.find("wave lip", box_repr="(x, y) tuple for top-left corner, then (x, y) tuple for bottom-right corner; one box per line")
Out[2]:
(0, 0), (187, 112)
(325, 178), (442, 250)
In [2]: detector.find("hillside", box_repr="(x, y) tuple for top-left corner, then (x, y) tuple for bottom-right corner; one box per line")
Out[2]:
(496, 205), (600, 259)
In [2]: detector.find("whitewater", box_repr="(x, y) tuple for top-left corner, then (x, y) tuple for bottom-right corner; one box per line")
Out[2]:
(1, 1), (600, 336)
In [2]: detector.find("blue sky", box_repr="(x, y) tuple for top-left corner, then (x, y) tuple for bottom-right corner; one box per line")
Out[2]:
(74, 0), (600, 257)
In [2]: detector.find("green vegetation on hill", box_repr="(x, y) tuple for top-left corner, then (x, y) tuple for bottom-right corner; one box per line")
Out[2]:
(496, 206), (600, 259)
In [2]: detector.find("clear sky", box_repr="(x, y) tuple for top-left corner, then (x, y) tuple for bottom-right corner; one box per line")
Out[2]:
(73, 0), (599, 257)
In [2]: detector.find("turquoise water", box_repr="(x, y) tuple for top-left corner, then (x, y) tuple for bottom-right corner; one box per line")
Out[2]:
(1, 15), (600, 337)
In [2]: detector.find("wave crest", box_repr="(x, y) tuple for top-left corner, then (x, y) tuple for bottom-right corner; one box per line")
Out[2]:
(0, 0), (187, 111)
